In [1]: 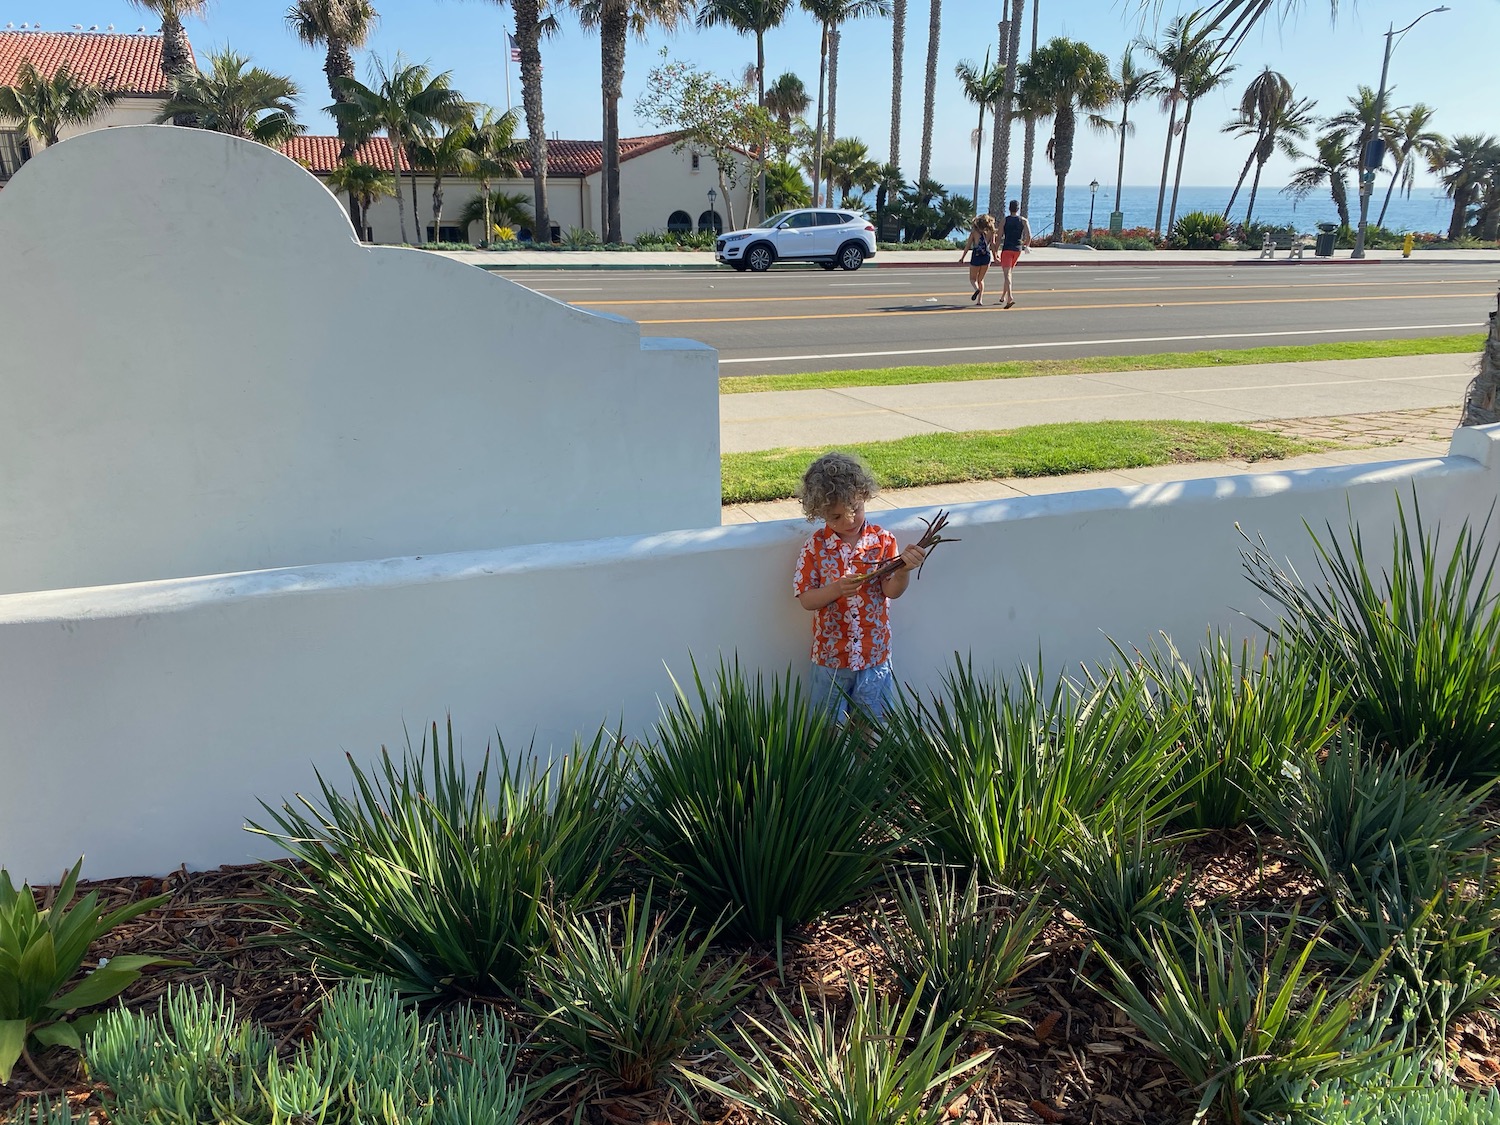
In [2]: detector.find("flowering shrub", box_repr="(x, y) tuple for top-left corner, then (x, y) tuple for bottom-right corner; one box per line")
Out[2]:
(1168, 211), (1230, 250)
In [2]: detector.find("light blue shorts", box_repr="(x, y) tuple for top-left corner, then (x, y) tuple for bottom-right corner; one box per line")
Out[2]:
(807, 661), (896, 724)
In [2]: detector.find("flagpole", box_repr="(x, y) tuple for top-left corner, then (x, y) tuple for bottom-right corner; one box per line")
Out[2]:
(504, 35), (513, 110)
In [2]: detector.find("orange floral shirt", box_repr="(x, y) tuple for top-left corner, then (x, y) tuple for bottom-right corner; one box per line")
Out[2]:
(794, 523), (899, 670)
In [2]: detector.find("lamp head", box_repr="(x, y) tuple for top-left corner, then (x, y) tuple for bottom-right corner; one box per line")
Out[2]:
(1090, 180), (1099, 193)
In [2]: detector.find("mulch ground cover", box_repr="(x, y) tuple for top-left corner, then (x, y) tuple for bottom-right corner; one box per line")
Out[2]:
(5, 829), (1499, 1124)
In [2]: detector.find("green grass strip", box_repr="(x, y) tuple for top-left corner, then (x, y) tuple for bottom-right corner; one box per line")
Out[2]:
(720, 334), (1485, 395)
(721, 421), (1329, 505)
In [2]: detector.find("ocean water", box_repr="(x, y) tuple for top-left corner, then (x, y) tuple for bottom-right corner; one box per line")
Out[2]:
(949, 183), (1456, 236)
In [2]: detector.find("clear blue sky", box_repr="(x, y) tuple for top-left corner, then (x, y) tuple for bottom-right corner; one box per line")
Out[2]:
(62, 0), (1498, 189)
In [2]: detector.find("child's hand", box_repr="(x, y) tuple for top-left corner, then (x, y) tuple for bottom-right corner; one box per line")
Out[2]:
(834, 573), (865, 599)
(900, 544), (928, 570)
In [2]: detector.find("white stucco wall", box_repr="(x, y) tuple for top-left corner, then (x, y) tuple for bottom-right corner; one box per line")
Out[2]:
(0, 126), (718, 596)
(2, 431), (1497, 881)
(355, 175), (592, 245)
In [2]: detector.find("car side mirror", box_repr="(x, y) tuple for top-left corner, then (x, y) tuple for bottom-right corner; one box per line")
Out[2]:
(777, 222), (790, 229)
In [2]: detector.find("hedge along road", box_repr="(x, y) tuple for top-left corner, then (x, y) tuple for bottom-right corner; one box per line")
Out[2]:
(516, 261), (1497, 376)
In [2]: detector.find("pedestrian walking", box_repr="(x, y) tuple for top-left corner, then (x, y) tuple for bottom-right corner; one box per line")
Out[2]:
(998, 200), (1032, 309)
(958, 214), (997, 306)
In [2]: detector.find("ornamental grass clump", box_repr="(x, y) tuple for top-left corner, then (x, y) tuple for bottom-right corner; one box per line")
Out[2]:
(523, 889), (749, 1107)
(1244, 496), (1500, 785)
(0, 859), (173, 1084)
(1094, 911), (1384, 1125)
(868, 866), (1045, 1033)
(705, 975), (993, 1125)
(249, 719), (630, 998)
(883, 658), (1184, 891)
(634, 660), (906, 943)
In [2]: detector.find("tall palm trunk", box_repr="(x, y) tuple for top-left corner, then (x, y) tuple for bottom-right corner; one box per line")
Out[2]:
(1376, 151), (1407, 229)
(825, 27), (839, 206)
(160, 13), (198, 126)
(1222, 147), (1256, 220)
(1243, 156), (1266, 228)
(889, 0), (905, 170)
(918, 0), (940, 184)
(388, 135), (409, 244)
(812, 22), (829, 206)
(600, 4), (627, 242)
(1152, 89), (1179, 237)
(432, 177), (446, 240)
(409, 157), (423, 243)
(1018, 0), (1036, 217)
(1449, 188), (1472, 241)
(1166, 97), (1195, 232)
(514, 0), (551, 243)
(971, 98), (985, 207)
(481, 177), (494, 244)
(1113, 99), (1132, 215)
(324, 36), (363, 233)
(989, 0), (1023, 215)
(1051, 104), (1073, 237)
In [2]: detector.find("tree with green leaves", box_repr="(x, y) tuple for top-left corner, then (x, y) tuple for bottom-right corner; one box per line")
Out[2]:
(1109, 45), (1159, 220)
(762, 157), (812, 211)
(1326, 85), (1399, 197)
(821, 136), (878, 205)
(1164, 43), (1233, 233)
(1145, 11), (1212, 238)
(798, 0), (887, 206)
(458, 189), (534, 238)
(331, 56), (469, 246)
(954, 51), (1005, 215)
(1434, 134), (1500, 242)
(764, 72), (810, 158)
(286, 0), (380, 228)
(820, 0), (889, 205)
(156, 49), (304, 147)
(1220, 66), (1288, 221)
(1017, 37), (1117, 239)
(696, 0), (793, 221)
(411, 121), (476, 245)
(128, 0), (206, 122)
(1228, 90), (1315, 229)
(0, 61), (119, 149)
(1286, 130), (1354, 228)
(324, 160), (394, 240)
(484, 0), (553, 243)
(464, 107), (527, 244)
(872, 160), (904, 239)
(1377, 103), (1443, 229)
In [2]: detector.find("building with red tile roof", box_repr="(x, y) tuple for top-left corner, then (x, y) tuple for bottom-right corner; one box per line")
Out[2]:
(280, 132), (683, 179)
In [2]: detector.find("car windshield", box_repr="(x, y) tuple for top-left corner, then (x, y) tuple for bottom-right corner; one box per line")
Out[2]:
(757, 211), (797, 228)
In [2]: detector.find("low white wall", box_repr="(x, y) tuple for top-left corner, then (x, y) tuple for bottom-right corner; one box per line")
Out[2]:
(0, 127), (719, 595)
(2, 434), (1495, 882)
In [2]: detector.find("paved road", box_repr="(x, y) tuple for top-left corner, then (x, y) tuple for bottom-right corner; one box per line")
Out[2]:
(511, 261), (1497, 376)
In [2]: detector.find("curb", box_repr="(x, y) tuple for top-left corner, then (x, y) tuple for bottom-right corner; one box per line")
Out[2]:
(462, 256), (1394, 271)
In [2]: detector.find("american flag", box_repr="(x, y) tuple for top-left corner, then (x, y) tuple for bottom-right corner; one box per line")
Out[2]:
(508, 33), (521, 63)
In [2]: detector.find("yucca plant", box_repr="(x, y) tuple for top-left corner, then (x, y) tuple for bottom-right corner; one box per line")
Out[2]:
(634, 660), (905, 943)
(524, 888), (750, 1106)
(0, 859), (172, 1084)
(1047, 815), (1192, 966)
(249, 719), (630, 997)
(1259, 734), (1495, 901)
(1244, 496), (1500, 785)
(1095, 911), (1384, 1125)
(1129, 632), (1343, 830)
(868, 866), (1046, 1033)
(883, 658), (1185, 890)
(704, 975), (993, 1125)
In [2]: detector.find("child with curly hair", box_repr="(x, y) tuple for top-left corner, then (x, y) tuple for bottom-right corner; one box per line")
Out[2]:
(793, 452), (927, 723)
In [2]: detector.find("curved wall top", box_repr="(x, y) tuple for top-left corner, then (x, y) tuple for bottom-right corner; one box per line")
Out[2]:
(0, 126), (718, 594)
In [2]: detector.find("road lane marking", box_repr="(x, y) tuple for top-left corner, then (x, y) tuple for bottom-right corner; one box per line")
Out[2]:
(716, 322), (1485, 365)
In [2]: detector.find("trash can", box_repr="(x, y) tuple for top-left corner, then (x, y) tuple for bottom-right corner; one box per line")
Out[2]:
(1314, 222), (1338, 257)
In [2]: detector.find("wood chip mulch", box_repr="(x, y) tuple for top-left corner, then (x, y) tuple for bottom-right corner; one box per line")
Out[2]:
(4, 831), (1498, 1124)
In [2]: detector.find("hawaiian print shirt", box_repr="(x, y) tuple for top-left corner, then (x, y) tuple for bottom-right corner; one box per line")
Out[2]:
(793, 523), (899, 671)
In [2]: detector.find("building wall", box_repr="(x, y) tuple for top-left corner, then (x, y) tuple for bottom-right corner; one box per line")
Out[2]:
(55, 96), (165, 141)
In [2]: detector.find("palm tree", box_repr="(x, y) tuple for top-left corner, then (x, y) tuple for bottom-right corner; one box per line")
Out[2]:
(800, 0), (888, 208)
(411, 121), (476, 244)
(1286, 130), (1354, 228)
(761, 157), (812, 210)
(331, 56), (469, 246)
(1327, 84), (1399, 194)
(954, 52), (1005, 212)
(465, 107), (526, 245)
(1145, 11), (1211, 238)
(485, 0), (553, 244)
(822, 136), (879, 204)
(1017, 37), (1117, 239)
(287, 0), (380, 231)
(324, 160), (394, 240)
(697, 0), (794, 220)
(156, 49), (304, 147)
(990, 0), (1026, 223)
(458, 189), (534, 236)
(1236, 93), (1314, 228)
(128, 0), (206, 122)
(1221, 67), (1290, 221)
(574, 0), (692, 243)
(764, 72), (810, 156)
(1164, 45), (1233, 233)
(872, 160), (904, 238)
(1377, 103), (1442, 229)
(822, 0), (890, 205)
(916, 0), (941, 185)
(1434, 134), (1500, 242)
(0, 61), (119, 148)
(889, 0), (905, 170)
(1109, 46), (1159, 220)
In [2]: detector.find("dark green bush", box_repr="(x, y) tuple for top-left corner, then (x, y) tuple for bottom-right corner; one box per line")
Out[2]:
(1169, 210), (1231, 250)
(1121, 236), (1157, 250)
(1086, 235), (1124, 250)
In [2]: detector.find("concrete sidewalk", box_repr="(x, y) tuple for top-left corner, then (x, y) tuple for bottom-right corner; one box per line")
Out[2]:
(719, 355), (1477, 525)
(434, 246), (1500, 271)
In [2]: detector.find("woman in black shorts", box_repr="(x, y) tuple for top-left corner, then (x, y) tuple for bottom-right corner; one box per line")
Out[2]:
(959, 214), (997, 306)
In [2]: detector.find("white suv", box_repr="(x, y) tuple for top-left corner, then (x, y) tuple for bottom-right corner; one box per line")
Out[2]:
(716, 208), (878, 272)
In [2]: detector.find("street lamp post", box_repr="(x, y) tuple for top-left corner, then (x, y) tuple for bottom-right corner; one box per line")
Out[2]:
(1088, 180), (1099, 241)
(706, 187), (717, 235)
(1352, 5), (1448, 259)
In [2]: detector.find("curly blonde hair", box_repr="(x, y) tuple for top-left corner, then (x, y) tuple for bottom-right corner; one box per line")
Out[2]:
(797, 451), (880, 520)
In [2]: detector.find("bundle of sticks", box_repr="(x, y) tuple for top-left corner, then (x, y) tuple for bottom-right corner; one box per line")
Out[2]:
(852, 509), (960, 586)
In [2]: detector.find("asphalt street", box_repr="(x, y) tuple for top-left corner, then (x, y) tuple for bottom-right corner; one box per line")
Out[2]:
(511, 261), (1497, 376)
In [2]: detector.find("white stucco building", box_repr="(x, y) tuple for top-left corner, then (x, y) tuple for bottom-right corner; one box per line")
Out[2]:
(280, 132), (755, 245)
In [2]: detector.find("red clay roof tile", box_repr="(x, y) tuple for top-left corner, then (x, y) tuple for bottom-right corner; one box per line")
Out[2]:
(280, 132), (683, 177)
(0, 30), (185, 96)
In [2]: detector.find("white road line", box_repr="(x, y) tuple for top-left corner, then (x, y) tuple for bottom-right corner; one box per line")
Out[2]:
(528, 287), (605, 292)
(717, 323), (1484, 365)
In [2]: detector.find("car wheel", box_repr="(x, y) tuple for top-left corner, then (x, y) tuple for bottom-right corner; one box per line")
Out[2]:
(746, 243), (776, 272)
(838, 242), (865, 271)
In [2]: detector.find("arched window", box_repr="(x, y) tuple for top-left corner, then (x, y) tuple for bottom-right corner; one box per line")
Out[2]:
(667, 210), (692, 234)
(698, 210), (724, 234)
